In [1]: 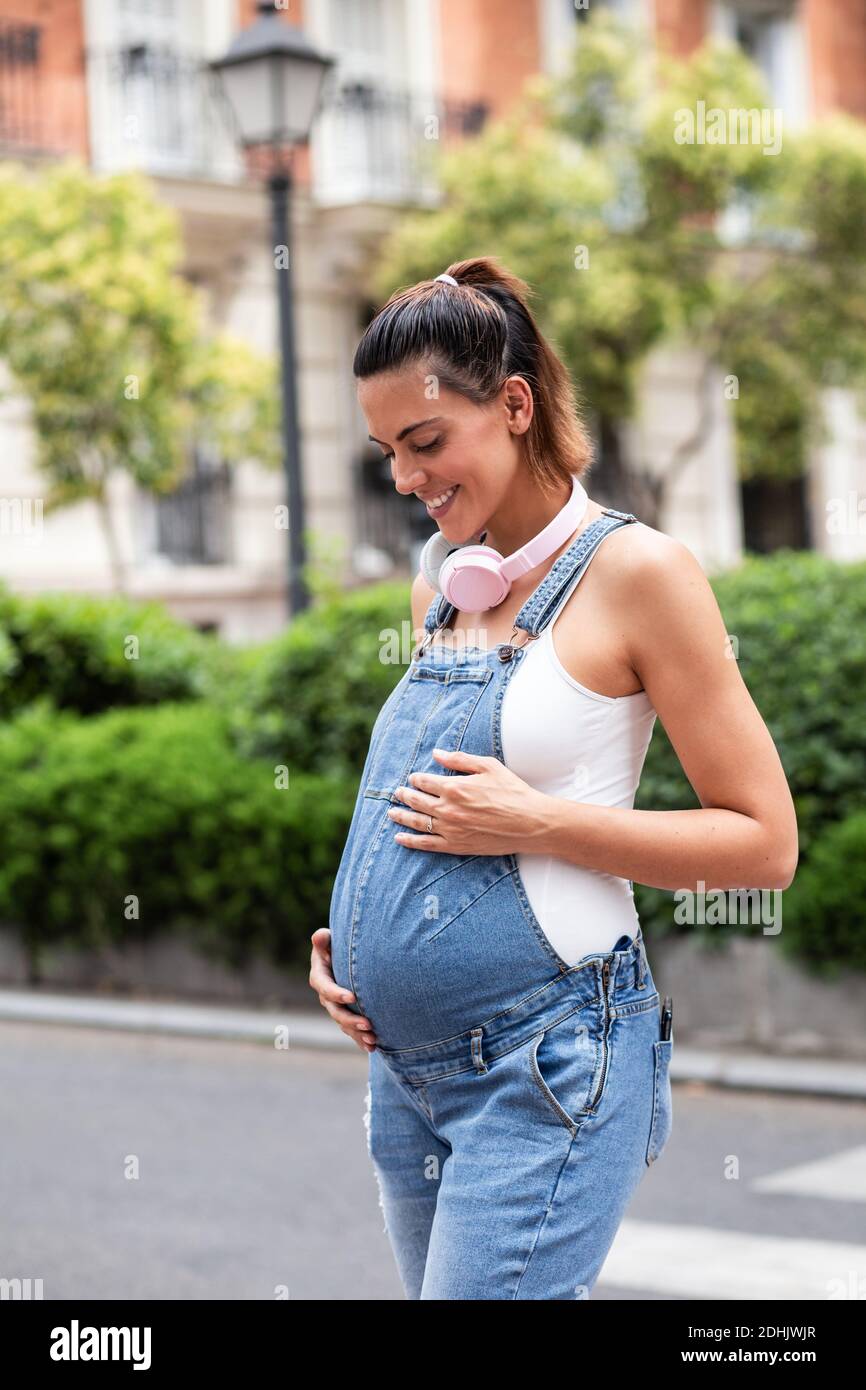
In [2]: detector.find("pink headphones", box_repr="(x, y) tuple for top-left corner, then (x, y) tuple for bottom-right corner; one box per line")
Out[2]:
(419, 474), (589, 610)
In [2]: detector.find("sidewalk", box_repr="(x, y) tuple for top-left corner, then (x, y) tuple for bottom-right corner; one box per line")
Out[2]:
(1, 985), (865, 1100)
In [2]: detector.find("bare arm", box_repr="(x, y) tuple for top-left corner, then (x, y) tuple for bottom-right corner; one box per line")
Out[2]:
(535, 533), (799, 891)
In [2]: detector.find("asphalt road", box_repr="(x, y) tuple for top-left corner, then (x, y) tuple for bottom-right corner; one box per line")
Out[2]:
(2, 1020), (864, 1301)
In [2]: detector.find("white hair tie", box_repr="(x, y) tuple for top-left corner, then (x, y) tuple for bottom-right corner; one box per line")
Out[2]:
(434, 273), (459, 287)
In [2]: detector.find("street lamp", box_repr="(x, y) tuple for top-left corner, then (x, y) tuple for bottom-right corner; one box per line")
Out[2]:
(210, 1), (335, 617)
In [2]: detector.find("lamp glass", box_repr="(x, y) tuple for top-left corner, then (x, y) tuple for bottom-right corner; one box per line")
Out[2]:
(220, 54), (329, 146)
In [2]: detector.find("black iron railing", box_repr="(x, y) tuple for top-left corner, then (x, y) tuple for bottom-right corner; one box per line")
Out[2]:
(0, 19), (42, 151)
(86, 47), (488, 195)
(353, 448), (430, 571)
(87, 45), (240, 180)
(155, 450), (232, 565)
(315, 81), (489, 204)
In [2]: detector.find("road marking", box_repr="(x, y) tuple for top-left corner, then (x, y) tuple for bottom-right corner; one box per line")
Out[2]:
(598, 1220), (866, 1299)
(752, 1147), (866, 1203)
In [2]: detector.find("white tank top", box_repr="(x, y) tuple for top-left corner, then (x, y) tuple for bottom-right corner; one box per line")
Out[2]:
(500, 610), (657, 965)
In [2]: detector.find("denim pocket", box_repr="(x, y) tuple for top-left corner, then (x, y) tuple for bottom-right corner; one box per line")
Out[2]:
(645, 1036), (673, 1166)
(528, 1002), (608, 1138)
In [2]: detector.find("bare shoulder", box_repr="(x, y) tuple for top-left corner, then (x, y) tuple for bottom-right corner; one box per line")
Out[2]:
(598, 520), (730, 674)
(411, 569), (438, 635)
(599, 519), (713, 609)
(598, 518), (700, 579)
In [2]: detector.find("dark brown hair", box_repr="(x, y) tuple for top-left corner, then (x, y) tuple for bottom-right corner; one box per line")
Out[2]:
(353, 256), (593, 493)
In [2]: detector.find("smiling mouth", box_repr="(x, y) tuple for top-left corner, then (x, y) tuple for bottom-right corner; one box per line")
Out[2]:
(420, 484), (459, 516)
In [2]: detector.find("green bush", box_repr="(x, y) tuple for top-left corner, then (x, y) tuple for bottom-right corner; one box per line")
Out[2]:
(4, 548), (862, 974)
(0, 584), (231, 717)
(0, 700), (354, 973)
(634, 549), (866, 942)
(776, 811), (866, 978)
(227, 580), (412, 776)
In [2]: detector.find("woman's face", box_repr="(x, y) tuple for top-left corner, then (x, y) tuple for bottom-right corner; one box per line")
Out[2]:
(358, 366), (532, 543)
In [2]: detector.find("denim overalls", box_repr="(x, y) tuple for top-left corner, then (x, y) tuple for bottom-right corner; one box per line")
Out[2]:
(328, 507), (674, 1299)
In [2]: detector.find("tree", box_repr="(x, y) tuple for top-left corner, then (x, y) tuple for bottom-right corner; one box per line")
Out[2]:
(369, 10), (866, 528)
(0, 159), (280, 589)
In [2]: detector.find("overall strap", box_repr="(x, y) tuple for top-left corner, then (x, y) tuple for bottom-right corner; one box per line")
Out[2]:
(421, 507), (637, 639)
(515, 508), (636, 636)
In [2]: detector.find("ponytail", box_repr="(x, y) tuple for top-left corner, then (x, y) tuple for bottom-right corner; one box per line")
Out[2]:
(353, 255), (592, 493)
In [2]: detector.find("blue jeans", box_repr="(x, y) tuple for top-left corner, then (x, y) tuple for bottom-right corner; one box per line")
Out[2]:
(364, 931), (674, 1299)
(329, 508), (674, 1298)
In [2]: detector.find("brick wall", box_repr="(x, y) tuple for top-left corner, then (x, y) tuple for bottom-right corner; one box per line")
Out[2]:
(237, 0), (305, 26)
(438, 0), (540, 119)
(654, 0), (711, 56)
(804, 0), (866, 119)
(0, 0), (88, 158)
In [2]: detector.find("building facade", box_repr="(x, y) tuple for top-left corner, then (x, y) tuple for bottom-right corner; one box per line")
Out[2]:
(0, 0), (863, 639)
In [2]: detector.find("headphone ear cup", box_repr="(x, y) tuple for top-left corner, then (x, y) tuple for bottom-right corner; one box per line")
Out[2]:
(419, 531), (464, 591)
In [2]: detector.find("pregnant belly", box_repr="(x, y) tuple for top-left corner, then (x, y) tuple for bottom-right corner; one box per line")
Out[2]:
(328, 798), (566, 1049)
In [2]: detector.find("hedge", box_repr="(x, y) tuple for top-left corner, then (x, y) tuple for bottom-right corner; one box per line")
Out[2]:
(633, 549), (866, 940)
(227, 580), (410, 776)
(777, 811), (866, 978)
(0, 700), (354, 973)
(0, 584), (230, 717)
(1, 547), (862, 972)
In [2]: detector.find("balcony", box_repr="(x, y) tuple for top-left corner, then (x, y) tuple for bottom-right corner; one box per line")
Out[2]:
(0, 18), (92, 161)
(0, 19), (42, 154)
(86, 45), (243, 182)
(313, 80), (489, 206)
(86, 46), (489, 201)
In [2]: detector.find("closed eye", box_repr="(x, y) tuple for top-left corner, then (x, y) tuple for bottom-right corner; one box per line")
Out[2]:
(381, 438), (443, 462)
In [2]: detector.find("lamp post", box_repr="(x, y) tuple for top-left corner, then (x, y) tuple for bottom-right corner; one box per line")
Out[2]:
(210, 2), (334, 617)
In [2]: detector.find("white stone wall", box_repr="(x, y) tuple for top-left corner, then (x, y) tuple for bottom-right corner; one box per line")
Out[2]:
(622, 343), (744, 575)
(808, 388), (866, 563)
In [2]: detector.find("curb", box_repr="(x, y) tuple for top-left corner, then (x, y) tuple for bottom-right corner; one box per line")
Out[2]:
(1, 987), (865, 1099)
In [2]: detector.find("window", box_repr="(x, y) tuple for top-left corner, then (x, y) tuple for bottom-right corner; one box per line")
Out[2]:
(155, 447), (232, 565)
(712, 0), (808, 127)
(741, 474), (811, 553)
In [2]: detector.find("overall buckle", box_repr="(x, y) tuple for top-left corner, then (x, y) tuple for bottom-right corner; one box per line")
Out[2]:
(498, 627), (539, 662)
(412, 628), (437, 662)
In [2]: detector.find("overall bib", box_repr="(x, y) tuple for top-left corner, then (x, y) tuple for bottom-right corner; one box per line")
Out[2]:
(328, 507), (674, 1299)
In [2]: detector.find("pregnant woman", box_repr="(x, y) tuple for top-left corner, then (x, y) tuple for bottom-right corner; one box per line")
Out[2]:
(310, 257), (798, 1300)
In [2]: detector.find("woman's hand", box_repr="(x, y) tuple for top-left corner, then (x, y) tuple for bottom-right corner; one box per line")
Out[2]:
(309, 929), (378, 1051)
(387, 747), (551, 855)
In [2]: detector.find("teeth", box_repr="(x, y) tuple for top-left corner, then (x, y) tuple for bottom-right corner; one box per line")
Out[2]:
(426, 486), (457, 508)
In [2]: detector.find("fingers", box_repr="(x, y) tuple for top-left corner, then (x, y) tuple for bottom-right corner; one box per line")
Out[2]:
(309, 929), (378, 1050)
(393, 782), (439, 811)
(387, 805), (433, 833)
(321, 998), (379, 1051)
(309, 930), (344, 999)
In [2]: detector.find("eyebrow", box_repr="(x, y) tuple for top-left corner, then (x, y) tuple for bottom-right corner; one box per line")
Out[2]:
(368, 416), (445, 446)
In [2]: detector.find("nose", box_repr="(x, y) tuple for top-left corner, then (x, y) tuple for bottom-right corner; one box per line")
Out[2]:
(391, 457), (428, 497)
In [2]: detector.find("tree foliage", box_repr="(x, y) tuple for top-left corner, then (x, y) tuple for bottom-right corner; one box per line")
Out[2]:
(371, 10), (866, 510)
(0, 159), (280, 582)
